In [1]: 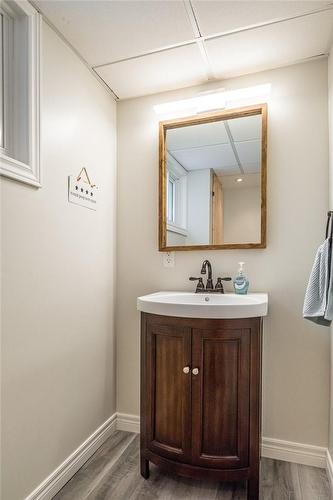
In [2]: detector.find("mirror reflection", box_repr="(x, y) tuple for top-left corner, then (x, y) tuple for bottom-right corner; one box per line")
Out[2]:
(165, 112), (263, 248)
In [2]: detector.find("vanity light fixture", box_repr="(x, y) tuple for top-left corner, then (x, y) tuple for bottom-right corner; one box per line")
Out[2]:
(224, 83), (271, 109)
(153, 93), (226, 119)
(153, 84), (271, 119)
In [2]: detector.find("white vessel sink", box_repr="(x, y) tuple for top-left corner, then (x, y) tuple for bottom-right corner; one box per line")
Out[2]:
(137, 291), (268, 319)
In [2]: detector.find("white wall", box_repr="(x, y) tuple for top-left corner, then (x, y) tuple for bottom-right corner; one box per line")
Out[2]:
(223, 185), (261, 243)
(117, 59), (330, 448)
(328, 46), (333, 457)
(187, 168), (212, 245)
(1, 22), (117, 500)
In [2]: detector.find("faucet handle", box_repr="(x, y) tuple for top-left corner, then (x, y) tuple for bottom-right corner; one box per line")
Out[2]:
(215, 278), (223, 291)
(189, 277), (204, 292)
(216, 277), (232, 285)
(215, 277), (232, 293)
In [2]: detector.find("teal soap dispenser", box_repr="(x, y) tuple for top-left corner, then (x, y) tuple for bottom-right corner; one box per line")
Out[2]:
(233, 262), (249, 295)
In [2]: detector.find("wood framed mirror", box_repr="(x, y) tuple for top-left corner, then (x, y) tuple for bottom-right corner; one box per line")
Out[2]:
(159, 104), (267, 251)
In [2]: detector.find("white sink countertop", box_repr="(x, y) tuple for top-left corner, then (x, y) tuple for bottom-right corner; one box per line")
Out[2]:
(137, 291), (268, 319)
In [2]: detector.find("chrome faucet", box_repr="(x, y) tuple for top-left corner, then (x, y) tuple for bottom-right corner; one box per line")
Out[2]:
(189, 260), (232, 293)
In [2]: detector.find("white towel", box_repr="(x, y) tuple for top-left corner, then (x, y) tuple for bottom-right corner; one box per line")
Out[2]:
(303, 238), (331, 326)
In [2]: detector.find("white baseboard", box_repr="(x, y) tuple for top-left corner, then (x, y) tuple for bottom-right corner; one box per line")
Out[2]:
(115, 414), (328, 469)
(115, 413), (328, 470)
(25, 413), (117, 500)
(24, 411), (330, 500)
(261, 437), (326, 468)
(116, 413), (329, 470)
(326, 449), (333, 494)
(117, 412), (140, 433)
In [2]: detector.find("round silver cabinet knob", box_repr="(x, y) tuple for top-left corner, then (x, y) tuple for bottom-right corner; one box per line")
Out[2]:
(183, 366), (190, 374)
(192, 368), (199, 375)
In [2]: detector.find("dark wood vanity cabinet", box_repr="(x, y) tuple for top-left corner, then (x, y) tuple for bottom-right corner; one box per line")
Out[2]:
(140, 313), (262, 500)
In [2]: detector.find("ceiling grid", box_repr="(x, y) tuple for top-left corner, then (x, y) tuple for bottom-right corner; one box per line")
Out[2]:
(167, 115), (261, 178)
(32, 0), (333, 99)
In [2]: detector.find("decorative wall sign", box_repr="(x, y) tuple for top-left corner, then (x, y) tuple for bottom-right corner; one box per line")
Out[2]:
(68, 168), (98, 210)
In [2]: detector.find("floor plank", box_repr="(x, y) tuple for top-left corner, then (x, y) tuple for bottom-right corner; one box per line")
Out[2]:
(54, 431), (331, 500)
(297, 462), (331, 500)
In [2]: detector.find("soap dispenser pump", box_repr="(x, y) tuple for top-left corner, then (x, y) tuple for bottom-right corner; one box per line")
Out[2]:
(233, 262), (249, 295)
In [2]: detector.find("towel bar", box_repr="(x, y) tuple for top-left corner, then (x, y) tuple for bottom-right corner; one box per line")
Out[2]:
(326, 211), (333, 240)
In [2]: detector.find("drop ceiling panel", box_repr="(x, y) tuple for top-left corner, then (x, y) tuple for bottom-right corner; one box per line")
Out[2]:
(215, 166), (242, 176)
(219, 173), (261, 189)
(205, 10), (333, 79)
(34, 0), (195, 65)
(235, 141), (261, 166)
(172, 143), (238, 171)
(227, 115), (262, 142)
(95, 44), (207, 99)
(167, 121), (229, 151)
(192, 1), (332, 37)
(242, 163), (261, 174)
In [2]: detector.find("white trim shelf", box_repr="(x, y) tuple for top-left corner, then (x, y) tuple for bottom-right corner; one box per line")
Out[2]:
(166, 222), (188, 237)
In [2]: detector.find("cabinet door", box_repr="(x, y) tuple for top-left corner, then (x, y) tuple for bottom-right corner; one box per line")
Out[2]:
(144, 320), (192, 463)
(191, 327), (250, 469)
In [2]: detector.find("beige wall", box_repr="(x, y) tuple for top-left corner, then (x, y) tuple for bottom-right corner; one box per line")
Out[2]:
(117, 59), (330, 447)
(329, 47), (333, 457)
(223, 185), (261, 243)
(1, 22), (117, 500)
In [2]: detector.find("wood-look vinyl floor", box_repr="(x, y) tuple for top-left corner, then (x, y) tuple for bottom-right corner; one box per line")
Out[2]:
(54, 431), (331, 500)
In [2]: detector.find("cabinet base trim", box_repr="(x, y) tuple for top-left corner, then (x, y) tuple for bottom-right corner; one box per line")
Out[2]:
(120, 413), (327, 469)
(144, 449), (250, 481)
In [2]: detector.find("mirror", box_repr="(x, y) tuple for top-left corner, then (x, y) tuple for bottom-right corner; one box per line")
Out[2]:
(159, 105), (267, 250)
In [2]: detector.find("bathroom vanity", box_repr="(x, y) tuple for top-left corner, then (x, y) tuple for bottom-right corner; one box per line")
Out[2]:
(140, 102), (269, 499)
(138, 292), (268, 500)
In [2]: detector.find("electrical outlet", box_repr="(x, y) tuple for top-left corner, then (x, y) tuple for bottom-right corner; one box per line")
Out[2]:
(163, 251), (175, 268)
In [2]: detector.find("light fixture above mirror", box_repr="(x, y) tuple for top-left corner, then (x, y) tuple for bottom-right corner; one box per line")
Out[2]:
(154, 84), (271, 119)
